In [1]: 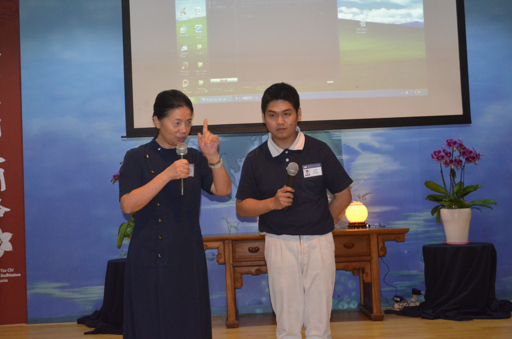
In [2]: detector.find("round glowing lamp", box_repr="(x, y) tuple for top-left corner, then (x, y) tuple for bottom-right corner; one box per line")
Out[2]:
(345, 201), (368, 228)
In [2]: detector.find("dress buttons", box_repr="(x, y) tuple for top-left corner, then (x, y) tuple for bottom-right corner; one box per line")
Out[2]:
(158, 236), (162, 240)
(286, 158), (289, 162)
(158, 254), (162, 258)
(156, 202), (160, 207)
(285, 150), (289, 154)
(158, 219), (162, 223)
(151, 170), (155, 174)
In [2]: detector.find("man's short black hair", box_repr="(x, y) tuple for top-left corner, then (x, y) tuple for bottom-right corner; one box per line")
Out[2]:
(261, 82), (300, 114)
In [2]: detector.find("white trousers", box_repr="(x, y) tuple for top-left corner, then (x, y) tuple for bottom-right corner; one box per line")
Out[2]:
(265, 232), (336, 339)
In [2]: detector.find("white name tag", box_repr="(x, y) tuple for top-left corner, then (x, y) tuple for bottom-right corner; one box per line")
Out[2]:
(303, 163), (322, 178)
(189, 163), (195, 177)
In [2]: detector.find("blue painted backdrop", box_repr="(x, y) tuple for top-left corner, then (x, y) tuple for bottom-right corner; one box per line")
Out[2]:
(19, 0), (512, 322)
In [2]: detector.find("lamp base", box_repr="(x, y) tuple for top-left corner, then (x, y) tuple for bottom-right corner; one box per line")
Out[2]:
(347, 222), (369, 229)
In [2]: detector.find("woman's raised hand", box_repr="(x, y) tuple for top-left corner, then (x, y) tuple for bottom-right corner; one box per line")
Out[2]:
(198, 119), (220, 160)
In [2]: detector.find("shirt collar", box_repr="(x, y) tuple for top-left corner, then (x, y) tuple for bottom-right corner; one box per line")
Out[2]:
(267, 127), (305, 157)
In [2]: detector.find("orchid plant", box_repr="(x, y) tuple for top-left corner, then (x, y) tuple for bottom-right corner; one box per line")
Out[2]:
(112, 171), (134, 249)
(425, 138), (497, 224)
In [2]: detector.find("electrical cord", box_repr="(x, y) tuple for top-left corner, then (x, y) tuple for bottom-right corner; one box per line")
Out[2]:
(380, 256), (398, 306)
(380, 257), (422, 309)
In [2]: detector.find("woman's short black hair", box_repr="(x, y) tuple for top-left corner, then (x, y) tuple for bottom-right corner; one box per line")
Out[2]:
(152, 89), (194, 120)
(261, 82), (300, 114)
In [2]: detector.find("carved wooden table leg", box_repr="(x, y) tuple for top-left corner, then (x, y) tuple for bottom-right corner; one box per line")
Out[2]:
(224, 240), (239, 328)
(368, 233), (384, 320)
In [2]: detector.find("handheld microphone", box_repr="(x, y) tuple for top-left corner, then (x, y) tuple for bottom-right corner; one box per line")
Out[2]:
(286, 162), (299, 187)
(284, 162), (299, 210)
(176, 143), (188, 196)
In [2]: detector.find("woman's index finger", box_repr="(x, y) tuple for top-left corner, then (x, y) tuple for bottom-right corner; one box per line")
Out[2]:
(203, 118), (209, 134)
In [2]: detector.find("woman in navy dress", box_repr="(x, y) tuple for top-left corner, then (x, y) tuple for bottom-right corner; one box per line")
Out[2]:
(119, 90), (231, 338)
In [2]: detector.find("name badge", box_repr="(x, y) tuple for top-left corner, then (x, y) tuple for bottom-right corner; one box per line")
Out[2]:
(189, 163), (195, 177)
(303, 163), (322, 178)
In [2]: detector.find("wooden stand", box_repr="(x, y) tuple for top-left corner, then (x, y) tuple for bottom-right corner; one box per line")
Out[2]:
(203, 227), (409, 327)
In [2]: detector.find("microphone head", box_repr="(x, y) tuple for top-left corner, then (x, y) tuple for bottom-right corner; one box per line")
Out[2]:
(176, 143), (188, 156)
(286, 162), (299, 176)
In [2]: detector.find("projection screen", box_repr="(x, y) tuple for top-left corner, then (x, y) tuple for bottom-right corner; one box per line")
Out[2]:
(122, 0), (470, 136)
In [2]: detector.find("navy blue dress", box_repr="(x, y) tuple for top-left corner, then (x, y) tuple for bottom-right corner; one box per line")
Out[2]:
(119, 139), (214, 339)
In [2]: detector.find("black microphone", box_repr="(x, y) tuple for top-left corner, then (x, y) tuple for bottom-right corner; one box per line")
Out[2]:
(176, 143), (188, 196)
(284, 162), (299, 210)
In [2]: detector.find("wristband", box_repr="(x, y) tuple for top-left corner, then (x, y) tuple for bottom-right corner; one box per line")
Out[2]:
(208, 156), (223, 169)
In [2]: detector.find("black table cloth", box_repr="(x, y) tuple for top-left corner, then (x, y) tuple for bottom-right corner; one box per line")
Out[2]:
(388, 242), (512, 320)
(77, 258), (126, 334)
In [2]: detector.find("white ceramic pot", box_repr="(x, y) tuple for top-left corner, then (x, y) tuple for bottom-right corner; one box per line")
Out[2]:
(440, 208), (472, 244)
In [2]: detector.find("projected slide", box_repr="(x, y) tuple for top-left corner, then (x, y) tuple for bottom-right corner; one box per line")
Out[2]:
(124, 0), (469, 135)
